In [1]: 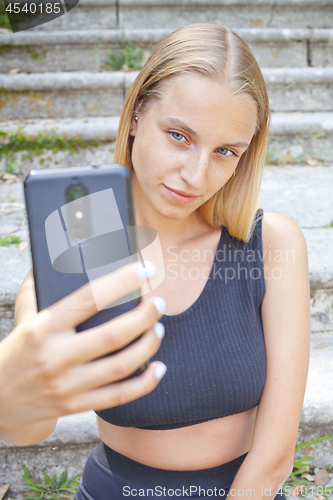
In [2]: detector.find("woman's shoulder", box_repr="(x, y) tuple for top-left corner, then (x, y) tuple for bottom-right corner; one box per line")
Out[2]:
(261, 211), (308, 269)
(261, 211), (305, 245)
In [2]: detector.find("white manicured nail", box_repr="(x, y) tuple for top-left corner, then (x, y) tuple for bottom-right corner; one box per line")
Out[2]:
(153, 297), (166, 315)
(155, 363), (167, 379)
(136, 261), (156, 279)
(153, 322), (165, 339)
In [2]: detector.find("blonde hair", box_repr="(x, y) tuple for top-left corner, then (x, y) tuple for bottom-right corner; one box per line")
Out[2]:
(114, 22), (270, 242)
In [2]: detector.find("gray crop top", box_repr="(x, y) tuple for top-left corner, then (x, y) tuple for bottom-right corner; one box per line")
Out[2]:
(95, 208), (267, 430)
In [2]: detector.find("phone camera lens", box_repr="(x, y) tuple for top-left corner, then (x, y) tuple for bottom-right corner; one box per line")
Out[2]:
(67, 185), (87, 202)
(74, 226), (89, 240)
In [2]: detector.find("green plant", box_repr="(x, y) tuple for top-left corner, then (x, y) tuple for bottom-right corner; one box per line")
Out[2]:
(27, 47), (47, 60)
(265, 139), (327, 167)
(22, 464), (82, 500)
(292, 149), (316, 160)
(312, 132), (326, 140)
(265, 141), (286, 166)
(0, 45), (14, 56)
(0, 87), (40, 97)
(105, 40), (144, 70)
(0, 235), (22, 247)
(283, 433), (333, 497)
(0, 128), (102, 172)
(0, 44), (46, 58)
(0, 1), (11, 30)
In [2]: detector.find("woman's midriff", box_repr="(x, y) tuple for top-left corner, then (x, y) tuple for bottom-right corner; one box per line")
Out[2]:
(96, 407), (257, 470)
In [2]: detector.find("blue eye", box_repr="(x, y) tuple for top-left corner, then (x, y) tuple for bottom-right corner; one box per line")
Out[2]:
(216, 148), (234, 157)
(171, 132), (185, 141)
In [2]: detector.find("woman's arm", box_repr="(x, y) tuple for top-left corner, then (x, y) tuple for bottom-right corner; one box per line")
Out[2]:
(0, 261), (166, 445)
(227, 212), (310, 500)
(2, 269), (58, 444)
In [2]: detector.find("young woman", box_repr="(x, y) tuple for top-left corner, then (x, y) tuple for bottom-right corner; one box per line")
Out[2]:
(12, 22), (310, 500)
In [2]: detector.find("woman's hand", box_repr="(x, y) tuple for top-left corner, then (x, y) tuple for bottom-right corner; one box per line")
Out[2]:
(0, 261), (166, 445)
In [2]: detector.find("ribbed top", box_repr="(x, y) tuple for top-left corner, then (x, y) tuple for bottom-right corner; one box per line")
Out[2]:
(96, 208), (266, 430)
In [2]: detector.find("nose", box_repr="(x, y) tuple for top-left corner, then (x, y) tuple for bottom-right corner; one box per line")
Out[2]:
(179, 150), (210, 191)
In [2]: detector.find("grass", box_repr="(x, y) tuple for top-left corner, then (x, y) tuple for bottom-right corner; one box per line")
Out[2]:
(0, 235), (22, 247)
(265, 137), (327, 167)
(0, 2), (11, 30)
(283, 433), (333, 498)
(0, 87), (41, 96)
(0, 45), (46, 59)
(0, 128), (102, 172)
(266, 141), (286, 166)
(104, 40), (144, 71)
(26, 47), (47, 60)
(266, 147), (324, 167)
(22, 465), (82, 500)
(0, 45), (14, 56)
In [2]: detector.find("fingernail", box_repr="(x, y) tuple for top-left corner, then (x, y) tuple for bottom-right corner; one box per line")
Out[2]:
(155, 363), (167, 379)
(153, 297), (166, 315)
(153, 322), (165, 339)
(136, 261), (156, 279)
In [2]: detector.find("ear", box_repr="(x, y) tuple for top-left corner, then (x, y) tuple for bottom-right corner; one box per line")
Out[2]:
(129, 114), (139, 137)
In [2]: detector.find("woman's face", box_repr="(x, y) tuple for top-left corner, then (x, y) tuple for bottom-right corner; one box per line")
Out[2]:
(129, 73), (258, 222)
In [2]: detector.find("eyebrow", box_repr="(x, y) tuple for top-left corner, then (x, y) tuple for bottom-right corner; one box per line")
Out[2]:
(166, 117), (197, 137)
(165, 117), (250, 149)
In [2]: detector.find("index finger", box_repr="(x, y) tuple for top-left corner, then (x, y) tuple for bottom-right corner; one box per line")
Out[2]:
(35, 260), (156, 333)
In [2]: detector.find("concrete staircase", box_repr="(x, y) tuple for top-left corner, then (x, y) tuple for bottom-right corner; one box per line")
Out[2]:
(0, 1), (333, 498)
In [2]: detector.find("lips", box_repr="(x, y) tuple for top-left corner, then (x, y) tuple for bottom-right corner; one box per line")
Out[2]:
(164, 186), (199, 198)
(163, 185), (200, 205)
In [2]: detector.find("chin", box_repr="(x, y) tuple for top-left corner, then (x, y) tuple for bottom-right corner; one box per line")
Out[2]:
(159, 205), (196, 220)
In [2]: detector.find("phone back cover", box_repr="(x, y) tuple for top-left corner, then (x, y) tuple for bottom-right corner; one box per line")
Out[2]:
(24, 165), (141, 332)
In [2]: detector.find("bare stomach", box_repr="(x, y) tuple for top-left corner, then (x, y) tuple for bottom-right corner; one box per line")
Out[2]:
(96, 407), (257, 470)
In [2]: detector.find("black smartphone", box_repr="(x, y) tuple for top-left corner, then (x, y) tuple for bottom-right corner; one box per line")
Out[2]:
(24, 164), (148, 377)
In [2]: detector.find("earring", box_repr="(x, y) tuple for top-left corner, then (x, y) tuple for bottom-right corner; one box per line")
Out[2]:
(135, 115), (138, 121)
(226, 170), (236, 183)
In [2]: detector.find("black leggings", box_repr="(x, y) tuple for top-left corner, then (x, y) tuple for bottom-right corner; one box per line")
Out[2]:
(74, 442), (287, 500)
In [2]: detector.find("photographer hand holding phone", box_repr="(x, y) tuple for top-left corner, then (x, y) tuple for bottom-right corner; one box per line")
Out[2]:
(0, 165), (167, 446)
(0, 261), (166, 446)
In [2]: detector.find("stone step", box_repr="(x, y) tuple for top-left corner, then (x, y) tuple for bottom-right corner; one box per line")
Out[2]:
(0, 117), (120, 175)
(1, 333), (333, 499)
(0, 71), (125, 120)
(0, 164), (332, 340)
(23, 0), (333, 31)
(1, 28), (333, 72)
(117, 0), (333, 31)
(23, 0), (117, 31)
(1, 112), (333, 176)
(0, 68), (332, 122)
